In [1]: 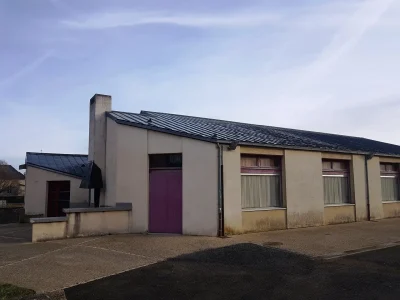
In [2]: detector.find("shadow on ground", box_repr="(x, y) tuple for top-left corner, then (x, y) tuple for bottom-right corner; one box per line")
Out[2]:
(64, 243), (400, 300)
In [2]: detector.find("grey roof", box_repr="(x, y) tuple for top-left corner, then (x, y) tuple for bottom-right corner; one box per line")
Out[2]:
(0, 165), (25, 180)
(25, 153), (88, 178)
(107, 110), (400, 157)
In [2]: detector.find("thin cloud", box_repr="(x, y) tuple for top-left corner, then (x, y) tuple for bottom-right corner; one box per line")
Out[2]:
(61, 11), (281, 30)
(290, 0), (394, 91)
(0, 50), (54, 88)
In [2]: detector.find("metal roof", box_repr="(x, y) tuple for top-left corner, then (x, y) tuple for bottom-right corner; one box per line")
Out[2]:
(0, 165), (25, 180)
(107, 110), (400, 157)
(25, 153), (88, 178)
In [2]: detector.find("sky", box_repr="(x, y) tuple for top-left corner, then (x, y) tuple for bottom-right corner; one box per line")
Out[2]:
(1, 0), (400, 169)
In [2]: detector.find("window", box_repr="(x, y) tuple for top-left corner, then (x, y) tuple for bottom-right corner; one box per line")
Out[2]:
(380, 163), (399, 201)
(322, 160), (350, 205)
(241, 155), (282, 209)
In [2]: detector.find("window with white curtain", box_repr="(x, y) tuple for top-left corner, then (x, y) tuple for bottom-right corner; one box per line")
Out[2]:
(380, 163), (399, 201)
(322, 160), (350, 205)
(241, 155), (282, 209)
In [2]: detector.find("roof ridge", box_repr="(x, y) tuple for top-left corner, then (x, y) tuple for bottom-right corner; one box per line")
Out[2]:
(27, 152), (88, 157)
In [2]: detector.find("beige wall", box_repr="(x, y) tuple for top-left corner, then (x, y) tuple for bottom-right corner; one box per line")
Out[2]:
(285, 150), (324, 228)
(223, 146), (242, 234)
(25, 166), (88, 216)
(32, 221), (67, 242)
(367, 157), (384, 219)
(240, 146), (284, 156)
(105, 119), (118, 207)
(111, 123), (148, 232)
(242, 209), (286, 232)
(352, 155), (368, 221)
(67, 210), (132, 237)
(105, 121), (219, 235)
(324, 205), (355, 225)
(383, 202), (400, 218)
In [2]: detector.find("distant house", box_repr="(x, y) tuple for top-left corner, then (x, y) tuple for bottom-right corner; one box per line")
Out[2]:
(20, 94), (400, 236)
(20, 153), (88, 217)
(0, 165), (25, 199)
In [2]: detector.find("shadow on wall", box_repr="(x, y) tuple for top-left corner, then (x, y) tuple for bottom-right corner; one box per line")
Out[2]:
(65, 243), (400, 300)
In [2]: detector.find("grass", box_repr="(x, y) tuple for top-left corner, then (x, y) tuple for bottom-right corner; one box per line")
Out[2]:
(0, 284), (35, 300)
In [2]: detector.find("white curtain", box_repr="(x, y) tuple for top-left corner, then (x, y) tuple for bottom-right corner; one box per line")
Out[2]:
(324, 176), (350, 204)
(241, 175), (281, 208)
(381, 177), (399, 201)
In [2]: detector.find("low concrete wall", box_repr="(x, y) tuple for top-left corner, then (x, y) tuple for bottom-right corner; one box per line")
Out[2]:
(31, 217), (67, 242)
(242, 209), (287, 232)
(31, 206), (132, 242)
(383, 202), (400, 218)
(324, 205), (355, 225)
(66, 208), (132, 238)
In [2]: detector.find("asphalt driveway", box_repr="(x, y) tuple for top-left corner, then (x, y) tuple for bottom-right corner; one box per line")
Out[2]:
(0, 218), (400, 299)
(0, 223), (31, 244)
(65, 244), (400, 300)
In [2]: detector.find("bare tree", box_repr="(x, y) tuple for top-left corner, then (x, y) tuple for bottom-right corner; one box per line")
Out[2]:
(0, 160), (21, 196)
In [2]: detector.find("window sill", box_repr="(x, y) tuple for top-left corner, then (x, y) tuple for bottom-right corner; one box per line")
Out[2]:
(324, 203), (355, 207)
(242, 207), (286, 212)
(382, 201), (400, 204)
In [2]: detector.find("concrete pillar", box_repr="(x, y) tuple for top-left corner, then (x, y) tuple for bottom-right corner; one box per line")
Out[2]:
(222, 146), (242, 234)
(352, 155), (368, 221)
(89, 94), (112, 206)
(367, 157), (384, 219)
(285, 150), (324, 228)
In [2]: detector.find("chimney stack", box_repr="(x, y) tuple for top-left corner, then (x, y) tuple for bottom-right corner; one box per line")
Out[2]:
(89, 94), (112, 205)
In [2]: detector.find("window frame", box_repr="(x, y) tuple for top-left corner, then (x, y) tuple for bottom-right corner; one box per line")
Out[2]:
(240, 155), (283, 209)
(322, 159), (351, 205)
(380, 163), (400, 202)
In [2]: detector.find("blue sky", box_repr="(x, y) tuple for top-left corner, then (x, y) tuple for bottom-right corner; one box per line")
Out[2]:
(1, 0), (400, 169)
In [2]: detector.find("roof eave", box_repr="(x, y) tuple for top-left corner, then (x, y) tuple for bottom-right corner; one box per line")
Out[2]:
(26, 163), (83, 179)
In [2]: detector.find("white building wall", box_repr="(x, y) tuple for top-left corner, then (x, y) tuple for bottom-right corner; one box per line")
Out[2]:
(25, 166), (87, 216)
(105, 122), (219, 235)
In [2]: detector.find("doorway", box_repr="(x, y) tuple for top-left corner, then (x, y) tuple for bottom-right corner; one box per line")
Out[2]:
(47, 181), (71, 217)
(149, 154), (183, 234)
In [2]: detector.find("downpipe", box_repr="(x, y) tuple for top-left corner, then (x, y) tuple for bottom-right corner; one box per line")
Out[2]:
(217, 143), (224, 237)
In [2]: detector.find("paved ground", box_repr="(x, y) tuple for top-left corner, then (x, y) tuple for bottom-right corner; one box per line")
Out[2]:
(0, 223), (31, 244)
(65, 244), (400, 300)
(0, 219), (400, 298)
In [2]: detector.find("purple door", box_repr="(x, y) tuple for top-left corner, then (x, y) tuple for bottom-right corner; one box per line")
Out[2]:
(149, 170), (182, 234)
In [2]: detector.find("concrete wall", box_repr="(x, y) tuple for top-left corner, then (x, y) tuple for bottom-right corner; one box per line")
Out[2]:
(383, 202), (400, 218)
(31, 207), (132, 242)
(25, 166), (88, 216)
(324, 205), (355, 225)
(223, 146), (242, 234)
(89, 94), (112, 206)
(242, 209), (287, 232)
(285, 150), (325, 228)
(66, 210), (132, 238)
(105, 121), (219, 235)
(368, 157), (384, 220)
(352, 155), (368, 221)
(32, 220), (67, 242)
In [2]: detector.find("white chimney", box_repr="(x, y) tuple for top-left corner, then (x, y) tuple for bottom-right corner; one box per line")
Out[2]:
(89, 94), (112, 205)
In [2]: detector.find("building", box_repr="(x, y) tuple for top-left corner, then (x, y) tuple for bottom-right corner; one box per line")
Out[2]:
(22, 94), (400, 236)
(21, 153), (88, 217)
(0, 164), (25, 204)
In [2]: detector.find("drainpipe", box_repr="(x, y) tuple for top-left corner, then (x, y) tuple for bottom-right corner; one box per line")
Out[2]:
(217, 143), (224, 237)
(364, 153), (374, 221)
